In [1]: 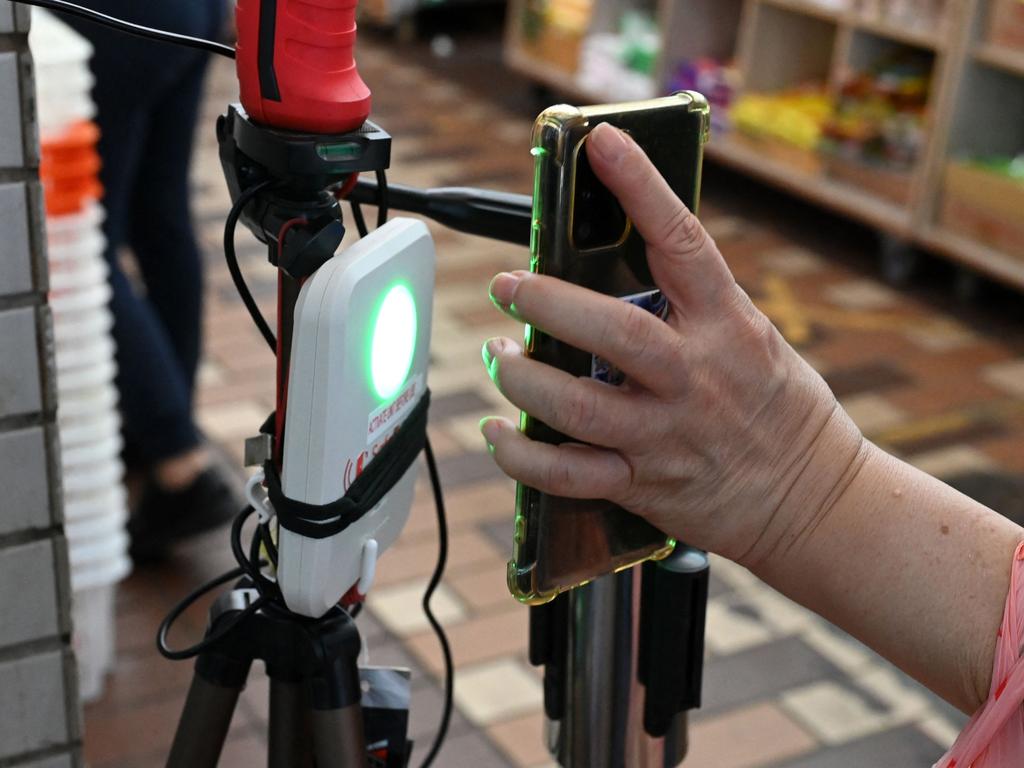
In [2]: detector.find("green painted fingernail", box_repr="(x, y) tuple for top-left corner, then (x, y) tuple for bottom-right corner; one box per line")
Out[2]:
(479, 418), (500, 452)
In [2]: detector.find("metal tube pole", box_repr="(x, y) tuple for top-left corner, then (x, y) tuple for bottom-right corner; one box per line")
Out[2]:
(549, 567), (689, 768)
(269, 678), (314, 768)
(311, 705), (368, 768)
(166, 675), (242, 768)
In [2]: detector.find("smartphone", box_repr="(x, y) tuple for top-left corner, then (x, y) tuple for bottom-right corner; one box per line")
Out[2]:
(508, 92), (710, 605)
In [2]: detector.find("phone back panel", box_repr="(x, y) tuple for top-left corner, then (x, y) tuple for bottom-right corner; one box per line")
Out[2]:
(509, 92), (710, 604)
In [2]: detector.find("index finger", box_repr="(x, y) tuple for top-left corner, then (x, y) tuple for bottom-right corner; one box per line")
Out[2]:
(585, 122), (735, 316)
(489, 270), (686, 396)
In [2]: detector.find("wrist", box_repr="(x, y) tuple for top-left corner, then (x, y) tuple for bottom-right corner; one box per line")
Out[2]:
(734, 395), (871, 575)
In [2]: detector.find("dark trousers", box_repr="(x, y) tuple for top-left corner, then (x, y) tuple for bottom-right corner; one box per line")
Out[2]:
(65, 1), (225, 465)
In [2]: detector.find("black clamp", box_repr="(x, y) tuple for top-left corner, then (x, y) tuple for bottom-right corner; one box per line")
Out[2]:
(638, 545), (710, 737)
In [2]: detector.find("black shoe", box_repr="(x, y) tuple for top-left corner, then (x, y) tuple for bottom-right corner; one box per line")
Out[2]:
(128, 465), (243, 564)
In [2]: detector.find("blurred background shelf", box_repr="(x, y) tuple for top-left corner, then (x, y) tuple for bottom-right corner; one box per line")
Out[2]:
(503, 0), (1024, 290)
(706, 133), (914, 234)
(974, 43), (1024, 77)
(850, 14), (943, 51)
(760, 0), (845, 23)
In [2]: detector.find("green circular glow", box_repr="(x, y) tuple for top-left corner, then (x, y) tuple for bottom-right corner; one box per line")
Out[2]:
(370, 284), (417, 401)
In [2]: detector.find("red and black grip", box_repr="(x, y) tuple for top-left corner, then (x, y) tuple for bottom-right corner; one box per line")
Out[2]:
(235, 0), (371, 134)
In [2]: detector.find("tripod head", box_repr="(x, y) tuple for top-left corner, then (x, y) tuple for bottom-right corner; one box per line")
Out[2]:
(217, 103), (391, 279)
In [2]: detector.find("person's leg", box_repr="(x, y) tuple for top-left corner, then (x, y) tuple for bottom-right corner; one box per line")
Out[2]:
(126, 53), (210, 403)
(65, 9), (239, 560)
(66, 17), (203, 467)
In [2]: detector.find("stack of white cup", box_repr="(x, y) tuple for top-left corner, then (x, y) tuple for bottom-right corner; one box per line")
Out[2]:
(31, 10), (132, 703)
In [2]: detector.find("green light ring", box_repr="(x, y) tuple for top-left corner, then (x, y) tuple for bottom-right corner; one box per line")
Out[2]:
(369, 282), (418, 402)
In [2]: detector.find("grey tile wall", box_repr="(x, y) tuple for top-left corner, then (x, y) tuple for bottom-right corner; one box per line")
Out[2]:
(0, 8), (82, 767)
(0, 651), (72, 761)
(0, 182), (34, 295)
(0, 426), (52, 533)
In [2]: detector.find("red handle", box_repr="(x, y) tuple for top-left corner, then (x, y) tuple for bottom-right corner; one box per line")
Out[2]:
(236, 0), (371, 134)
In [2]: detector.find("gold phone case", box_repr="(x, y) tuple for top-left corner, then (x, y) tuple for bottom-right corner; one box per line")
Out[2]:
(508, 91), (711, 605)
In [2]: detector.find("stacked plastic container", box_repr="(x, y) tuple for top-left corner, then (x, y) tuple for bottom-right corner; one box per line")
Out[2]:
(30, 10), (131, 703)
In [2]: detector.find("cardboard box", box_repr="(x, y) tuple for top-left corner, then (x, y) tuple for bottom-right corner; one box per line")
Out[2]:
(521, 26), (584, 74)
(988, 0), (1024, 49)
(941, 161), (1024, 259)
(828, 154), (913, 206)
(733, 132), (825, 176)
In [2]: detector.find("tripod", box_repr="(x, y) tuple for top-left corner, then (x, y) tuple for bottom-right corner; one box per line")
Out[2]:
(168, 581), (365, 768)
(9, 0), (708, 764)
(155, 101), (533, 768)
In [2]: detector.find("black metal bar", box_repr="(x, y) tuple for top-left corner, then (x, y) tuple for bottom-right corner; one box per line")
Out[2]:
(349, 179), (532, 247)
(269, 679), (315, 768)
(166, 676), (242, 768)
(311, 706), (367, 768)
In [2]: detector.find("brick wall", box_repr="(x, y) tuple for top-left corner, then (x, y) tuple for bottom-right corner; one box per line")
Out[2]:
(0, 4), (83, 767)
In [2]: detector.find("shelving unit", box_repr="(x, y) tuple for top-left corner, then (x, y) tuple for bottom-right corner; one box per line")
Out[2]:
(503, 0), (1024, 289)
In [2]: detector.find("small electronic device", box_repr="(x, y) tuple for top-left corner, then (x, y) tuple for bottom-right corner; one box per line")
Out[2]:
(509, 92), (710, 605)
(277, 218), (435, 618)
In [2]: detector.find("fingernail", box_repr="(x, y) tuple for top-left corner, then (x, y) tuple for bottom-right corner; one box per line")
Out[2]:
(588, 123), (630, 165)
(479, 417), (501, 452)
(489, 272), (521, 310)
(481, 337), (503, 370)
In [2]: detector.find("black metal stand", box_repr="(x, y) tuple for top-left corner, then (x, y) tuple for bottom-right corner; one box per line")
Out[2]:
(166, 581), (366, 768)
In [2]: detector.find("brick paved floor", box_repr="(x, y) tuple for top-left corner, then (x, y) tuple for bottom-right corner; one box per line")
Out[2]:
(81, 18), (1024, 768)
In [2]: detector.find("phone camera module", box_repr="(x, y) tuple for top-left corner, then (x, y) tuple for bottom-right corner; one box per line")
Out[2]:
(572, 138), (630, 251)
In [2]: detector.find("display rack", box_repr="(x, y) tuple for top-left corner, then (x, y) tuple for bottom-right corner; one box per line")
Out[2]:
(504, 0), (1024, 289)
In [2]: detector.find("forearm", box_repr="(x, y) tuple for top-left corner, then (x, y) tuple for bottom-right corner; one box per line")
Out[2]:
(747, 422), (1023, 713)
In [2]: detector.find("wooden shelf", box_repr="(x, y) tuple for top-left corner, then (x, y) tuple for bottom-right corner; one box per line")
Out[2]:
(974, 43), (1024, 78)
(503, 0), (1024, 292)
(503, 43), (607, 103)
(851, 15), (943, 51)
(759, 0), (844, 23)
(919, 226), (1024, 290)
(705, 133), (914, 235)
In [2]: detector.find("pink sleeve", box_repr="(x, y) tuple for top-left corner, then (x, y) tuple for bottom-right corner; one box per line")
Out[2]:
(934, 540), (1024, 768)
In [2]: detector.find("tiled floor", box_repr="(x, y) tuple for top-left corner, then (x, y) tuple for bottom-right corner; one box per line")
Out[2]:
(81, 17), (1024, 768)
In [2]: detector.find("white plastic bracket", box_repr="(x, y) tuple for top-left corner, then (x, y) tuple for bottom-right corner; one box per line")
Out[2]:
(245, 468), (274, 524)
(357, 538), (379, 596)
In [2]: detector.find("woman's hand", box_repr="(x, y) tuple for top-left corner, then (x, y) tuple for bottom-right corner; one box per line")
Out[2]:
(479, 123), (865, 565)
(480, 123), (1024, 715)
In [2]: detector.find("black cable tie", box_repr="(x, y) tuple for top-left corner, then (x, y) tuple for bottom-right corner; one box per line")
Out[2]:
(265, 390), (431, 539)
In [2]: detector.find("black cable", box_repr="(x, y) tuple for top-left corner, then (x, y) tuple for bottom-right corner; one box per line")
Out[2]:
(225, 180), (277, 352)
(350, 200), (369, 238)
(9, 0), (236, 58)
(232, 503), (279, 599)
(260, 521), (279, 568)
(156, 566), (268, 660)
(157, 507), (273, 661)
(418, 436), (454, 768)
(376, 169), (390, 229)
(157, 505), (280, 661)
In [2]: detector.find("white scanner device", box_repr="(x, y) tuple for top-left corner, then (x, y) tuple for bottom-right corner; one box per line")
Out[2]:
(275, 218), (435, 618)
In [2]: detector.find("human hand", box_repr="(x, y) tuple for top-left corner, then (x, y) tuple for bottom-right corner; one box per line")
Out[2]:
(479, 123), (865, 566)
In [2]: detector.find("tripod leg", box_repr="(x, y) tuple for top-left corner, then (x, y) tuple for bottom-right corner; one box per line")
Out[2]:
(269, 678), (314, 768)
(166, 675), (242, 768)
(311, 704), (367, 768)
